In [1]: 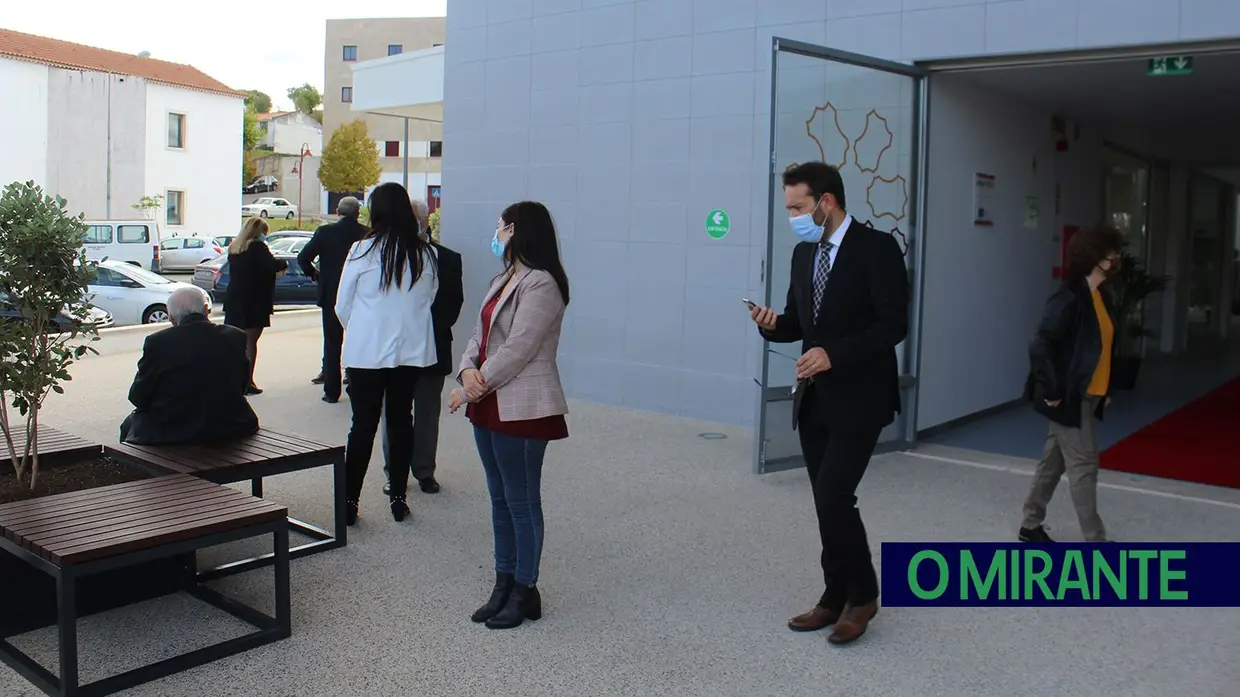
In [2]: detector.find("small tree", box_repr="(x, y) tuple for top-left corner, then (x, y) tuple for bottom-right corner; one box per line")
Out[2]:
(287, 83), (322, 115)
(242, 105), (263, 184)
(132, 194), (164, 220)
(243, 89), (272, 114)
(0, 182), (99, 489)
(427, 208), (441, 243)
(319, 120), (381, 194)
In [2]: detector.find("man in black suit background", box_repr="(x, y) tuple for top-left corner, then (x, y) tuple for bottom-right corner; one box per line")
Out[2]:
(382, 199), (464, 495)
(749, 162), (908, 645)
(120, 288), (259, 444)
(298, 196), (365, 403)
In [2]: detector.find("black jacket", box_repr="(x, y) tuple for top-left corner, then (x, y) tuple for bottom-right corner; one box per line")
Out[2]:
(122, 314), (259, 445)
(761, 222), (909, 433)
(430, 242), (465, 376)
(298, 217), (366, 307)
(1024, 277), (1115, 428)
(223, 241), (286, 328)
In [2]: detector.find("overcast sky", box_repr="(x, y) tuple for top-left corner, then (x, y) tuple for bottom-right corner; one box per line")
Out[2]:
(5, 0), (447, 109)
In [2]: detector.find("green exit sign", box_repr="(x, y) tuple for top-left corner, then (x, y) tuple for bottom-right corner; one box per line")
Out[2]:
(1148, 55), (1193, 76)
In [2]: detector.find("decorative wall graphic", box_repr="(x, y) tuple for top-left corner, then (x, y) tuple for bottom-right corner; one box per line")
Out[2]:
(804, 102), (910, 256)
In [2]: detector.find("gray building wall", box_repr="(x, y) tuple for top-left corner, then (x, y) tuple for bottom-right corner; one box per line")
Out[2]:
(45, 69), (145, 220)
(442, 0), (1240, 427)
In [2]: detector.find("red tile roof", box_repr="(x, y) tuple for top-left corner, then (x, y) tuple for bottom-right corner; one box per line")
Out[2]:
(0, 28), (243, 98)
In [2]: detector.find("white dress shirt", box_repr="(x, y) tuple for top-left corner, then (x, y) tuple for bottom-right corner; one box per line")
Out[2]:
(335, 240), (439, 370)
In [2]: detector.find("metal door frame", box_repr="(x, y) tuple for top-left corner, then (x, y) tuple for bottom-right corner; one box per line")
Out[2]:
(754, 38), (931, 474)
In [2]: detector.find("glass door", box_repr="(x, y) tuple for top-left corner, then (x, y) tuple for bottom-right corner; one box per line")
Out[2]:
(755, 39), (927, 474)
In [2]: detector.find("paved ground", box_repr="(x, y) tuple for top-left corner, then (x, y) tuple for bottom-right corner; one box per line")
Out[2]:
(2, 313), (1238, 696)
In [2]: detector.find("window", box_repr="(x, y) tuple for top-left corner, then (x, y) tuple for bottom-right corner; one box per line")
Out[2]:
(342, 45), (357, 61)
(167, 113), (185, 149)
(84, 225), (113, 244)
(384, 141), (400, 157)
(185, 238), (205, 249)
(118, 225), (150, 244)
(341, 86), (352, 103)
(388, 44), (403, 56)
(274, 199), (290, 207)
(91, 267), (125, 287)
(166, 190), (184, 226)
(160, 239), (183, 251)
(429, 141), (442, 158)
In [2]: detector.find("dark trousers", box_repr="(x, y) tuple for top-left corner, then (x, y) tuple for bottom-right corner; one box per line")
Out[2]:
(797, 387), (882, 609)
(474, 426), (549, 587)
(382, 372), (446, 484)
(321, 306), (345, 400)
(344, 366), (421, 500)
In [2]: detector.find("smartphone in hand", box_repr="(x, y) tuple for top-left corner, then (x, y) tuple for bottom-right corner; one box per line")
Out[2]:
(742, 298), (757, 310)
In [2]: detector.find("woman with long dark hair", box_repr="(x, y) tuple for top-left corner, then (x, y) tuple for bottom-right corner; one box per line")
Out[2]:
(449, 201), (571, 630)
(336, 182), (438, 525)
(224, 216), (287, 395)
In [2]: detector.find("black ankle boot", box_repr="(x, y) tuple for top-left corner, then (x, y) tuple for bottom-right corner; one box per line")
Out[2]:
(346, 499), (359, 526)
(390, 496), (410, 522)
(470, 572), (515, 623)
(485, 583), (542, 629)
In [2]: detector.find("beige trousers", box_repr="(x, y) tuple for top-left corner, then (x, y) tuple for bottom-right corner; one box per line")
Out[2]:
(1021, 395), (1107, 541)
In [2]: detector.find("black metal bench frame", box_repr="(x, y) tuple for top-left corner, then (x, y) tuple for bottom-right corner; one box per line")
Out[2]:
(0, 520), (291, 697)
(106, 440), (346, 581)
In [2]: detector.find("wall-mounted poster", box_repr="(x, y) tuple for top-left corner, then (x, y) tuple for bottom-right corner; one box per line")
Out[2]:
(974, 173), (995, 226)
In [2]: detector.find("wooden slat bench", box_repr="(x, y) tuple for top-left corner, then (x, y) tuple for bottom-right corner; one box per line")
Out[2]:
(103, 428), (346, 580)
(0, 474), (290, 697)
(0, 426), (101, 471)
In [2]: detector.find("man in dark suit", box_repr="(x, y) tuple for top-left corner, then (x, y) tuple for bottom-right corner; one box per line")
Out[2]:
(382, 208), (464, 495)
(120, 288), (258, 445)
(749, 161), (908, 645)
(298, 196), (365, 403)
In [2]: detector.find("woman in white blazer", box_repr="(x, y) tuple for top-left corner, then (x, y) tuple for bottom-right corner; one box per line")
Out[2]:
(335, 182), (438, 524)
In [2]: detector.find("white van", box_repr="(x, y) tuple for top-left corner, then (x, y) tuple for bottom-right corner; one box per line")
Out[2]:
(81, 220), (163, 271)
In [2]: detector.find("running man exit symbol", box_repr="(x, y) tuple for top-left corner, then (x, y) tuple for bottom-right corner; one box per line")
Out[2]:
(705, 209), (730, 239)
(1148, 56), (1193, 76)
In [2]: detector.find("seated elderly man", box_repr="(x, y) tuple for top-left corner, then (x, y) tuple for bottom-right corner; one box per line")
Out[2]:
(119, 287), (259, 445)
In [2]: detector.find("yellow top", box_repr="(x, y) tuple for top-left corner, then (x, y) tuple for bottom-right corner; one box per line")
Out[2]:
(1087, 289), (1113, 396)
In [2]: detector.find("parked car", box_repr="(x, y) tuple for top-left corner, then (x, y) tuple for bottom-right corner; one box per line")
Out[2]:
(157, 235), (227, 272)
(268, 236), (310, 255)
(196, 252), (318, 305)
(214, 235), (236, 249)
(267, 230), (313, 245)
(243, 175), (279, 195)
(81, 219), (161, 270)
(87, 259), (211, 325)
(0, 293), (114, 332)
(192, 232), (313, 294)
(241, 197), (297, 219)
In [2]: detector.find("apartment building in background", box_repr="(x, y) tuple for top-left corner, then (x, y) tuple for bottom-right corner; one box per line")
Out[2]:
(0, 28), (243, 237)
(323, 17), (444, 212)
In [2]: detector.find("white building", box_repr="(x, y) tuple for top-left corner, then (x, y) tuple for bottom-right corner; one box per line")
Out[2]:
(0, 28), (245, 238)
(258, 111), (323, 156)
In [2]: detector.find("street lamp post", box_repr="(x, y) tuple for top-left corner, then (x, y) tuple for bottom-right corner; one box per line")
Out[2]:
(290, 142), (313, 229)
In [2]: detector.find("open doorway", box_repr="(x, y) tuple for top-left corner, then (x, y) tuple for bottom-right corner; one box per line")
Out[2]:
(918, 48), (1240, 489)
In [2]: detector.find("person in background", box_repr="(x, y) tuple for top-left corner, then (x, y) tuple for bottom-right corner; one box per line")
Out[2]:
(449, 201), (570, 630)
(382, 200), (464, 496)
(336, 183), (439, 525)
(121, 287), (258, 444)
(1020, 224), (1123, 544)
(300, 196), (366, 403)
(224, 216), (287, 395)
(748, 161), (908, 645)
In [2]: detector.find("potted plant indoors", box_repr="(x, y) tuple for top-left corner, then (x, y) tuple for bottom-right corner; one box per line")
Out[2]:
(1105, 247), (1170, 390)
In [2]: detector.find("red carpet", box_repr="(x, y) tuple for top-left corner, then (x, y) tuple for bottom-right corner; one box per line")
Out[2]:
(1100, 377), (1240, 488)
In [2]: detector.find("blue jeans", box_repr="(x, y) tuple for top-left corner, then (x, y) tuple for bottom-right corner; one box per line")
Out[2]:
(474, 426), (548, 587)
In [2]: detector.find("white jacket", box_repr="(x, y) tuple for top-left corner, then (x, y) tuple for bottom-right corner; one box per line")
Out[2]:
(335, 240), (438, 370)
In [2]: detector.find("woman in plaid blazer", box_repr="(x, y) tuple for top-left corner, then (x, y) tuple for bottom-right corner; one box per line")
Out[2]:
(450, 201), (570, 630)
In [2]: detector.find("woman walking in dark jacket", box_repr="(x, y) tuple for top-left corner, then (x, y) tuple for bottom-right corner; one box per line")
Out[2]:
(1019, 224), (1124, 543)
(224, 217), (287, 395)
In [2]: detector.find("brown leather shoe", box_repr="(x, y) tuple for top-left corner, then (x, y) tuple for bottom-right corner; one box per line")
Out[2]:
(827, 601), (878, 645)
(788, 605), (841, 632)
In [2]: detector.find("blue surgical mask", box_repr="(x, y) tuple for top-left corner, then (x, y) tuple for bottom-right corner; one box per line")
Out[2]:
(491, 229), (506, 258)
(789, 212), (824, 243)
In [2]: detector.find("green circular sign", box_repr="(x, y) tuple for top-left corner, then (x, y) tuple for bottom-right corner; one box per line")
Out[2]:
(705, 209), (730, 239)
